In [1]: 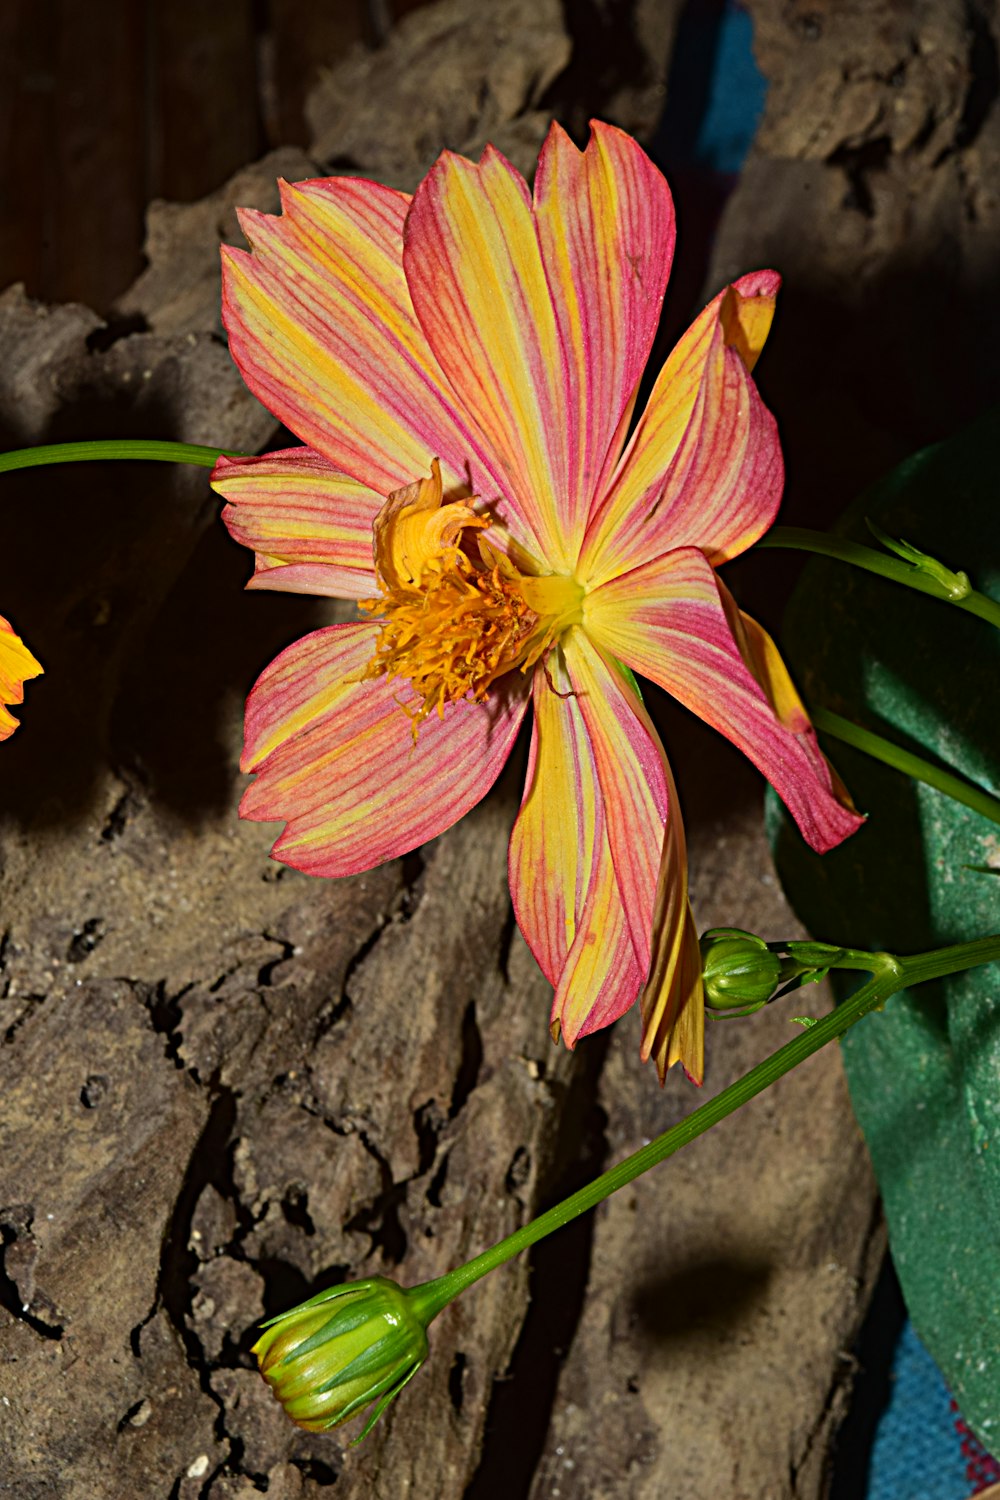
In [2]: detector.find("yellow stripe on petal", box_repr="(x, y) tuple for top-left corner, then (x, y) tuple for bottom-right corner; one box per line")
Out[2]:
(241, 622), (528, 877)
(728, 605), (810, 732)
(404, 145), (573, 570)
(533, 121), (675, 551)
(580, 271), (783, 585)
(222, 176), (509, 530)
(213, 447), (382, 600)
(509, 648), (642, 1046)
(556, 629), (704, 1081)
(585, 548), (863, 853)
(551, 827), (644, 1048)
(0, 614), (42, 741)
(561, 630), (668, 973)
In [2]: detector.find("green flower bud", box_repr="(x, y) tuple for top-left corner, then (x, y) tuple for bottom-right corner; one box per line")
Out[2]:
(867, 519), (971, 601)
(253, 1276), (430, 1439)
(700, 928), (782, 1009)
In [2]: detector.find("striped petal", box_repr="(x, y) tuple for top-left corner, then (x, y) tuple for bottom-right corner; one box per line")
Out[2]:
(241, 622), (528, 877)
(584, 548), (864, 853)
(405, 125), (670, 572)
(213, 447), (381, 600)
(222, 176), (505, 519)
(509, 645), (643, 1048)
(0, 614), (42, 740)
(562, 631), (704, 1082)
(404, 144), (572, 568)
(561, 633), (667, 968)
(580, 272), (783, 586)
(533, 121), (675, 545)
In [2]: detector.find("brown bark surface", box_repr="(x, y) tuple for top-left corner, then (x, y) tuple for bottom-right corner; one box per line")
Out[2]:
(2, 0), (994, 1495)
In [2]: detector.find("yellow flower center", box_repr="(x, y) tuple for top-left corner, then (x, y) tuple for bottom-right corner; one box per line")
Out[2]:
(361, 461), (583, 727)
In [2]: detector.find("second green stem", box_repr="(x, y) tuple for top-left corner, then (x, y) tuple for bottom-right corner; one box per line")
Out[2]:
(412, 936), (1000, 1323)
(758, 526), (1000, 631)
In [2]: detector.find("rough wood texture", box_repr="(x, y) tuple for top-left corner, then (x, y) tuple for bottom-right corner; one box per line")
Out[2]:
(305, 0), (573, 188)
(4, 0), (989, 1493)
(527, 802), (884, 1500)
(710, 0), (1000, 540)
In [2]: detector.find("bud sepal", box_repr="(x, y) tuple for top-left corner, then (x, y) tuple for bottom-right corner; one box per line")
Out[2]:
(700, 928), (783, 1014)
(252, 1276), (432, 1441)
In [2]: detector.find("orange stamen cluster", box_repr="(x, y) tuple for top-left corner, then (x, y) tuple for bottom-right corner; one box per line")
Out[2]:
(365, 549), (544, 723)
(361, 461), (580, 729)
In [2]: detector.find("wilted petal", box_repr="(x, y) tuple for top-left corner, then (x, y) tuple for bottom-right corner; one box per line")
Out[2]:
(242, 622), (528, 876)
(222, 176), (500, 507)
(580, 272), (782, 585)
(640, 761), (704, 1086)
(509, 646), (643, 1047)
(584, 547), (863, 853)
(213, 447), (381, 599)
(534, 121), (675, 544)
(0, 614), (42, 740)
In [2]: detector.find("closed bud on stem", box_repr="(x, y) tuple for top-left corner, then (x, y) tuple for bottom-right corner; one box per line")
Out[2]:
(253, 1277), (431, 1441)
(700, 928), (782, 1011)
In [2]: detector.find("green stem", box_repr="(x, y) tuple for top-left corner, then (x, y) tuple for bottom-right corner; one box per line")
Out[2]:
(411, 935), (1000, 1324)
(813, 706), (1000, 829)
(757, 526), (1000, 630)
(0, 439), (245, 473)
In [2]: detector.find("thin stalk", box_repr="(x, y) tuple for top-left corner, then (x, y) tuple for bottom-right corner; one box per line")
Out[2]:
(411, 935), (1000, 1324)
(757, 527), (1000, 630)
(0, 439), (244, 473)
(813, 706), (1000, 828)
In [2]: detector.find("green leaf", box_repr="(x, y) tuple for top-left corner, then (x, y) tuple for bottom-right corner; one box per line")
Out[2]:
(766, 408), (1000, 1450)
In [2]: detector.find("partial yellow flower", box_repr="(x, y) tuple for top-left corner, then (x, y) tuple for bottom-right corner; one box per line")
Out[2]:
(0, 614), (41, 740)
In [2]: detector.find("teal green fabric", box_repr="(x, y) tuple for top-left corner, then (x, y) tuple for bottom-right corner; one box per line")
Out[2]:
(869, 1323), (970, 1500)
(767, 410), (1000, 1449)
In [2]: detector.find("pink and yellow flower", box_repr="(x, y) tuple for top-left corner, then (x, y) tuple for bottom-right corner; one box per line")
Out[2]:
(0, 614), (41, 740)
(212, 121), (861, 1083)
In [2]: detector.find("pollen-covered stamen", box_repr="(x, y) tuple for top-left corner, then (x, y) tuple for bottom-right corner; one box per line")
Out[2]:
(361, 461), (583, 726)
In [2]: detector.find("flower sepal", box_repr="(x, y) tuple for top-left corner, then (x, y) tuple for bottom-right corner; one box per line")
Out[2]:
(700, 928), (783, 1014)
(253, 1276), (431, 1441)
(700, 929), (855, 1017)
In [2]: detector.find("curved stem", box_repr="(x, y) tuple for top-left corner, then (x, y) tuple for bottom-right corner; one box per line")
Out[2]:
(757, 527), (1000, 630)
(411, 935), (1000, 1325)
(0, 439), (245, 473)
(812, 706), (1000, 828)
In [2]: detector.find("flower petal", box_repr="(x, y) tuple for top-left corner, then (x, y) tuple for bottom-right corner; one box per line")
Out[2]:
(561, 630), (704, 1081)
(213, 447), (381, 600)
(533, 121), (675, 543)
(584, 548), (864, 853)
(222, 176), (502, 510)
(241, 622), (528, 876)
(508, 647), (643, 1047)
(640, 771), (705, 1086)
(404, 143), (574, 567)
(580, 271), (783, 585)
(561, 632), (666, 963)
(0, 614), (42, 741)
